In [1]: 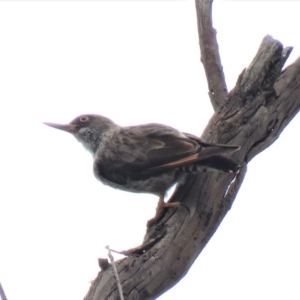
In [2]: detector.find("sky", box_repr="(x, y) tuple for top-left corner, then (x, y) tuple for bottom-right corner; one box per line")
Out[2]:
(0, 1), (300, 300)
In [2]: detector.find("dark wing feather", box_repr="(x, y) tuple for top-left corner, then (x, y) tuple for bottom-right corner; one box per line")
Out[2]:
(114, 124), (200, 173)
(95, 124), (240, 185)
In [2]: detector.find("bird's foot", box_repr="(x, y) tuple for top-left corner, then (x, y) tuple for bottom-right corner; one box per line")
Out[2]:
(156, 201), (181, 211)
(148, 197), (189, 228)
(155, 198), (189, 214)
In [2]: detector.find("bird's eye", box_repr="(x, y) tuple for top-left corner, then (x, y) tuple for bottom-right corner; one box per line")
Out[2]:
(80, 116), (89, 123)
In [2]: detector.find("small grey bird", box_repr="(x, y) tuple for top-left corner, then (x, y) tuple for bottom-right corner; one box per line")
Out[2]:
(44, 115), (240, 210)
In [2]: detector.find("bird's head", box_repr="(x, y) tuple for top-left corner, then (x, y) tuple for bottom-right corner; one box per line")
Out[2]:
(44, 114), (117, 155)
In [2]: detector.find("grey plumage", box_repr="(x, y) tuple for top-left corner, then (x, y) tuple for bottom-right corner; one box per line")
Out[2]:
(44, 114), (240, 209)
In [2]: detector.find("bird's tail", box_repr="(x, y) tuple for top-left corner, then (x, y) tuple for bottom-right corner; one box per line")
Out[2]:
(180, 155), (240, 173)
(144, 139), (241, 175)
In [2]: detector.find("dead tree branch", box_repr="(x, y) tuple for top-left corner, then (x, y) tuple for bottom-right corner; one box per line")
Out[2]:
(195, 0), (227, 110)
(84, 2), (300, 300)
(0, 281), (7, 300)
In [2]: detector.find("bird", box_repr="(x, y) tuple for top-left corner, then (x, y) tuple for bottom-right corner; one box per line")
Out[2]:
(44, 114), (240, 210)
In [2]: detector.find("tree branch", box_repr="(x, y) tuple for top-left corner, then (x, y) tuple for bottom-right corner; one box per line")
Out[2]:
(0, 281), (7, 300)
(84, 34), (300, 300)
(195, 0), (227, 110)
(84, 4), (300, 300)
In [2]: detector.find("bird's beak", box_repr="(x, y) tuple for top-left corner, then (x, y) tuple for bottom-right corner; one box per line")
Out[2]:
(43, 122), (77, 133)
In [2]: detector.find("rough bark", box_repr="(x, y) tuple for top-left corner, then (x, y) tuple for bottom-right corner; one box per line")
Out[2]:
(195, 0), (227, 109)
(84, 1), (300, 300)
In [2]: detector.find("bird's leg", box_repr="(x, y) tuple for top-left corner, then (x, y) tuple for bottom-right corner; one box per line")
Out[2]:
(156, 194), (181, 213)
(155, 191), (190, 215)
(149, 193), (190, 227)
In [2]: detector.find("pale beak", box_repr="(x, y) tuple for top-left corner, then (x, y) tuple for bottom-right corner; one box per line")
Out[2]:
(43, 122), (77, 133)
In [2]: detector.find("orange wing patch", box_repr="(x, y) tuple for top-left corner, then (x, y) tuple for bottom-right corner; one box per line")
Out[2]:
(160, 153), (200, 168)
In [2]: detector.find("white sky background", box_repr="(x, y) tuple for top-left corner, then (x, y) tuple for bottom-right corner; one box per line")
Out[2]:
(0, 0), (300, 299)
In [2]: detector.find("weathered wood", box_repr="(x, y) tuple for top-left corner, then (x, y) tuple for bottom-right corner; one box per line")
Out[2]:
(84, 2), (300, 299)
(195, 0), (227, 110)
(84, 34), (300, 300)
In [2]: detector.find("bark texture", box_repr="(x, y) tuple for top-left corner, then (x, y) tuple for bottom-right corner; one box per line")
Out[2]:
(84, 1), (300, 299)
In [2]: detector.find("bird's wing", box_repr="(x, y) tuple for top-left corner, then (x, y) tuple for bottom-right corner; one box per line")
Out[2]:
(138, 132), (240, 176)
(110, 124), (200, 174)
(96, 124), (239, 182)
(93, 124), (199, 184)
